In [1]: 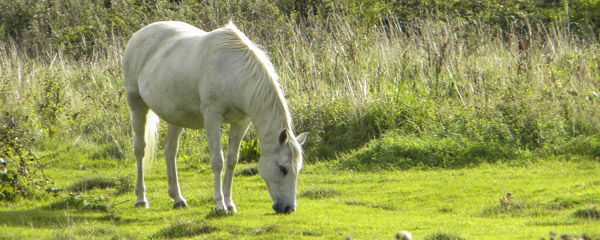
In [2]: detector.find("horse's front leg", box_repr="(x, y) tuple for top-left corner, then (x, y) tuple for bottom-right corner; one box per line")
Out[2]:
(164, 124), (187, 209)
(203, 112), (228, 211)
(222, 119), (251, 212)
(127, 94), (151, 208)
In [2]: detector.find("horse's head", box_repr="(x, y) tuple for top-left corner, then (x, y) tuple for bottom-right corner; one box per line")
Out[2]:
(258, 130), (308, 214)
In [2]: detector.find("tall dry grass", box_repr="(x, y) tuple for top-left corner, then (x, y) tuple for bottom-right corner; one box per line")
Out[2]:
(1, 5), (599, 164)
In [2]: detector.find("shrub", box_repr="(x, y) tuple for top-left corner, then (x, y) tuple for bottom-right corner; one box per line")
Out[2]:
(0, 113), (51, 201)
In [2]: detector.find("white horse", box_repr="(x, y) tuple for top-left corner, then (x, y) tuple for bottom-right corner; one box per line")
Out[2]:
(122, 21), (308, 214)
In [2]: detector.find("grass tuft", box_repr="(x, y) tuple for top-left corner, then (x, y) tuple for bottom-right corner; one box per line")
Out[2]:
(573, 206), (600, 220)
(546, 197), (583, 210)
(423, 232), (466, 240)
(66, 175), (134, 195)
(344, 200), (400, 211)
(46, 194), (111, 212)
(300, 188), (339, 199)
(252, 225), (277, 235)
(236, 167), (259, 177)
(151, 220), (218, 239)
(481, 197), (527, 217)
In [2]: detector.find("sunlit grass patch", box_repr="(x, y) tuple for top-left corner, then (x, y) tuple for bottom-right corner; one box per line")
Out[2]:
(151, 220), (218, 239)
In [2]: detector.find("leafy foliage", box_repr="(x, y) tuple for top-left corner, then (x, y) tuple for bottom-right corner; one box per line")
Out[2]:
(0, 113), (51, 201)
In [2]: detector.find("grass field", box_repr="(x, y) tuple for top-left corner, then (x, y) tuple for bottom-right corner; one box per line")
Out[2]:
(1, 157), (599, 239)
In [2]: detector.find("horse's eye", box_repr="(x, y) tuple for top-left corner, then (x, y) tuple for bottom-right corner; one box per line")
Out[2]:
(279, 165), (288, 176)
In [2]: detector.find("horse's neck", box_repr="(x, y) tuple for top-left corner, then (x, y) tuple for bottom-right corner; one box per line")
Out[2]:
(251, 109), (290, 148)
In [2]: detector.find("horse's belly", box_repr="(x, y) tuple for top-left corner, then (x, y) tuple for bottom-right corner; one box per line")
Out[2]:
(141, 86), (206, 129)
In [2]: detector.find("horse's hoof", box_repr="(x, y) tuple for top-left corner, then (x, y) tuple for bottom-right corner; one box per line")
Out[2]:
(214, 208), (229, 215)
(134, 201), (149, 208)
(226, 205), (237, 213)
(173, 201), (188, 209)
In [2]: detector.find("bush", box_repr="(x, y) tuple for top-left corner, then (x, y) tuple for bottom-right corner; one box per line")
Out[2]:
(0, 113), (51, 201)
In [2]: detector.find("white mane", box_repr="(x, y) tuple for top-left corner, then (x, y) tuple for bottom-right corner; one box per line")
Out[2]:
(211, 23), (302, 166)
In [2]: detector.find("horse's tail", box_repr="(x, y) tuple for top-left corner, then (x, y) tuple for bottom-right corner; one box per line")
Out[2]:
(143, 110), (160, 174)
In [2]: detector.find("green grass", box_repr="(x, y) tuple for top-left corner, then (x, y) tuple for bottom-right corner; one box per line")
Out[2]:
(1, 158), (599, 239)
(1, 1), (600, 239)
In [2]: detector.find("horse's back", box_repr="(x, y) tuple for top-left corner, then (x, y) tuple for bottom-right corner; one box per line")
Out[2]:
(123, 21), (206, 92)
(123, 22), (250, 129)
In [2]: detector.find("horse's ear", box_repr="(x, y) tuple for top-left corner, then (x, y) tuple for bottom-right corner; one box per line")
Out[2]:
(296, 132), (309, 145)
(278, 129), (287, 145)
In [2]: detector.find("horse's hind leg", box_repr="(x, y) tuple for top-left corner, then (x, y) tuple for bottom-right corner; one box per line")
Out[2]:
(222, 119), (251, 212)
(164, 124), (187, 209)
(127, 94), (150, 208)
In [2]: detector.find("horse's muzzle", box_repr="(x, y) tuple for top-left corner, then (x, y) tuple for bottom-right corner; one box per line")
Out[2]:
(272, 202), (295, 214)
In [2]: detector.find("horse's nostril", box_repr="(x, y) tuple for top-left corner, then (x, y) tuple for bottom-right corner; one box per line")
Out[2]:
(273, 202), (294, 214)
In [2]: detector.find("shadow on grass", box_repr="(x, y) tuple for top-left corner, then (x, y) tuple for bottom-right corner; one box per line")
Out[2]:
(0, 208), (118, 228)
